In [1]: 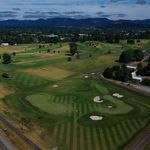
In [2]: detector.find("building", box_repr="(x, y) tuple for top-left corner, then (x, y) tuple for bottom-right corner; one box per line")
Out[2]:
(1, 43), (9, 46)
(127, 65), (143, 82)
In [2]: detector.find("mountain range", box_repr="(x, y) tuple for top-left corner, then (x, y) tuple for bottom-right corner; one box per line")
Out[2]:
(0, 18), (150, 28)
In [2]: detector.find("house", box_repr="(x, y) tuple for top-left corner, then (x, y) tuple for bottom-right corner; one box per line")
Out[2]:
(127, 65), (143, 82)
(1, 43), (9, 46)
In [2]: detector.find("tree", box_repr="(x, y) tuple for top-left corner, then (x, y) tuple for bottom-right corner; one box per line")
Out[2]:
(47, 49), (50, 53)
(114, 69), (124, 81)
(76, 52), (80, 59)
(69, 43), (77, 56)
(127, 39), (135, 44)
(114, 35), (120, 43)
(121, 64), (132, 82)
(2, 53), (12, 64)
(12, 52), (16, 56)
(137, 63), (143, 75)
(137, 39), (141, 43)
(119, 51), (132, 63)
(103, 68), (113, 79)
(89, 54), (92, 58)
(147, 56), (150, 70)
(67, 57), (72, 62)
(133, 50), (144, 61)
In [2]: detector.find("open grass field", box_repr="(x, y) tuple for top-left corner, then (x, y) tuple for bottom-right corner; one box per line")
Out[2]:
(0, 40), (150, 150)
(23, 66), (74, 80)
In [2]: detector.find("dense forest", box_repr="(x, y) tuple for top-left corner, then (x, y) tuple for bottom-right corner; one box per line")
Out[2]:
(0, 27), (149, 44)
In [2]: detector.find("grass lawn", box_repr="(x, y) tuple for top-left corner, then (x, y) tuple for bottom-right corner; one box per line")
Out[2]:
(23, 67), (74, 80)
(0, 40), (150, 150)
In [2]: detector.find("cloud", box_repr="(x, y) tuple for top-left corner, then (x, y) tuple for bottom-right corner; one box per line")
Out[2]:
(63, 11), (84, 15)
(12, 8), (21, 11)
(0, 0), (149, 20)
(0, 11), (18, 18)
(136, 0), (147, 4)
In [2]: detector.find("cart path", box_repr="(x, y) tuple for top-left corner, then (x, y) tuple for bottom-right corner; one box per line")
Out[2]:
(0, 116), (41, 150)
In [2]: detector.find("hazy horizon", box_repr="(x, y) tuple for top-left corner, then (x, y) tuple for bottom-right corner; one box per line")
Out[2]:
(0, 0), (150, 20)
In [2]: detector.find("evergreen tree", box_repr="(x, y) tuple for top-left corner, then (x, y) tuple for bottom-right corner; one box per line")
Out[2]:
(2, 53), (12, 64)
(103, 68), (113, 79)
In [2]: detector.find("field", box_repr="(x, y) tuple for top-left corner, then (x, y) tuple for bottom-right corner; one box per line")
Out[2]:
(0, 40), (150, 150)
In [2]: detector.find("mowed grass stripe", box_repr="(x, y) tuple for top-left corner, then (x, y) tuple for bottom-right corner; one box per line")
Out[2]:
(95, 128), (103, 150)
(131, 119), (141, 129)
(65, 123), (71, 148)
(72, 103), (77, 150)
(72, 123), (77, 150)
(86, 128), (93, 150)
(59, 124), (65, 140)
(103, 128), (112, 150)
(56, 124), (61, 141)
(114, 125), (124, 142)
(137, 118), (145, 126)
(116, 124), (126, 141)
(100, 128), (109, 150)
(62, 123), (68, 146)
(77, 126), (81, 150)
(111, 126), (120, 145)
(120, 122), (130, 138)
(52, 125), (59, 138)
(105, 127), (116, 150)
(83, 127), (89, 150)
(108, 127), (117, 146)
(92, 128), (101, 150)
(79, 126), (86, 150)
(126, 120), (136, 133)
(89, 128), (97, 150)
(69, 121), (74, 150)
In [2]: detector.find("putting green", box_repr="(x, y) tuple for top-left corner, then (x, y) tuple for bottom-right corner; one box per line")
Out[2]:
(95, 95), (133, 114)
(26, 93), (71, 115)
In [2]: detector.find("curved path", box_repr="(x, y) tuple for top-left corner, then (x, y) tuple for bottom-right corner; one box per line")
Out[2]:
(0, 116), (41, 150)
(128, 132), (150, 150)
(0, 131), (17, 150)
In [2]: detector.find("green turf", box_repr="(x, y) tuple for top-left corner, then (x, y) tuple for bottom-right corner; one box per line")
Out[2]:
(2, 40), (150, 150)
(26, 93), (72, 115)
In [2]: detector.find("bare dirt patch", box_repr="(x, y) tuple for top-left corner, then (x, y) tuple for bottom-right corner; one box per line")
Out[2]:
(0, 85), (14, 99)
(23, 67), (74, 80)
(0, 45), (26, 54)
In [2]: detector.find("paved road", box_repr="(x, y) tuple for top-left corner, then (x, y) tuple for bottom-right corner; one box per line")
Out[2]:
(0, 140), (8, 150)
(0, 131), (17, 150)
(0, 116), (41, 150)
(128, 131), (150, 150)
(129, 83), (150, 94)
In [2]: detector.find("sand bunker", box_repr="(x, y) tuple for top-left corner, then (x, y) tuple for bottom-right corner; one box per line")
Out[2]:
(113, 93), (124, 98)
(91, 73), (96, 75)
(90, 116), (103, 121)
(84, 75), (89, 79)
(108, 105), (113, 109)
(93, 96), (103, 103)
(52, 85), (59, 88)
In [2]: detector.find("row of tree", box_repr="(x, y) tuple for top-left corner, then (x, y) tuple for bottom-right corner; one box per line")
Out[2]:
(0, 53), (12, 64)
(119, 50), (144, 63)
(103, 64), (132, 82)
(0, 27), (149, 44)
(137, 57), (150, 76)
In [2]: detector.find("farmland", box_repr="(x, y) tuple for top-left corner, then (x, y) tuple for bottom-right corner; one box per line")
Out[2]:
(0, 40), (150, 150)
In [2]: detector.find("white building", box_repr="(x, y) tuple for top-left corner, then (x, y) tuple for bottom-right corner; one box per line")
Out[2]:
(127, 65), (143, 82)
(1, 43), (9, 46)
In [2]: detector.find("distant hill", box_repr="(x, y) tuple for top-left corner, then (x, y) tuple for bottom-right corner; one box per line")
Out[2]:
(0, 18), (150, 28)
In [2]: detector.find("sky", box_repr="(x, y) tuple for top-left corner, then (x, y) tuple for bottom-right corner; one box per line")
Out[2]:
(0, 0), (150, 20)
